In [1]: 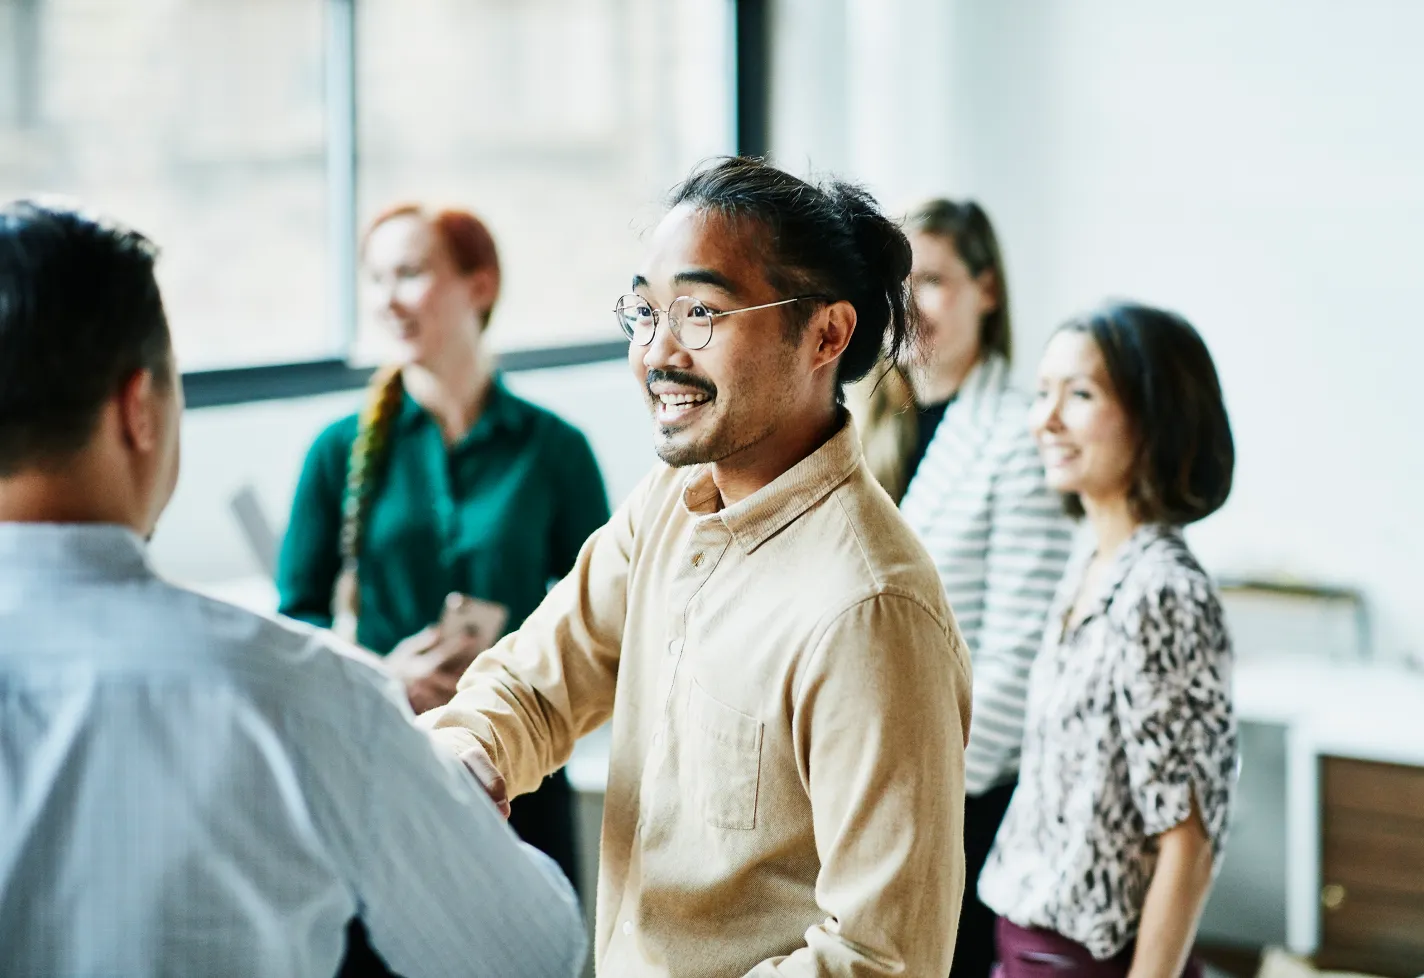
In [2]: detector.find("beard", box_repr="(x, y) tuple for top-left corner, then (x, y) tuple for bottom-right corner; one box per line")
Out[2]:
(649, 388), (787, 469)
(642, 345), (798, 469)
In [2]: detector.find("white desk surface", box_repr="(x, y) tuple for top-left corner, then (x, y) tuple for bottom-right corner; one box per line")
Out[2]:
(1235, 656), (1424, 766)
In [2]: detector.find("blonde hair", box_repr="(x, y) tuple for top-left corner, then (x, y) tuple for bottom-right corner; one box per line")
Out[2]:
(849, 363), (918, 504)
(331, 365), (406, 642)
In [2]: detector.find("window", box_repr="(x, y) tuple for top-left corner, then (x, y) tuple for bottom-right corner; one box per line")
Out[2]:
(0, 0), (737, 380)
(354, 0), (734, 361)
(0, 0), (331, 371)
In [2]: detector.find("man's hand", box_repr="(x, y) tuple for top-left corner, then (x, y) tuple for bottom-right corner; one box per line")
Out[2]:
(458, 742), (511, 819)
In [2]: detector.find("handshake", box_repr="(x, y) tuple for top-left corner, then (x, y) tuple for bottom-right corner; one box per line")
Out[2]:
(387, 593), (509, 716)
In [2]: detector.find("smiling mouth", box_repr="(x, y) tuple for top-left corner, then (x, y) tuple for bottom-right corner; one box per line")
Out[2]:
(386, 318), (419, 340)
(653, 391), (712, 426)
(1040, 445), (1081, 466)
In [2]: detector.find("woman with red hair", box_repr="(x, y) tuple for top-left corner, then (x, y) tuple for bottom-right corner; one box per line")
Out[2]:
(277, 204), (608, 895)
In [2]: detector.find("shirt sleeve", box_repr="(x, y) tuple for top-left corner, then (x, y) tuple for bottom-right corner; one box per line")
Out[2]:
(275, 420), (349, 629)
(1111, 573), (1237, 854)
(418, 468), (648, 798)
(964, 440), (1075, 795)
(351, 670), (586, 978)
(747, 592), (972, 977)
(548, 424), (612, 581)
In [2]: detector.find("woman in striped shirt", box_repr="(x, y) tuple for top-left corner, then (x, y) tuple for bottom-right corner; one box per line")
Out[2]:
(853, 199), (1074, 978)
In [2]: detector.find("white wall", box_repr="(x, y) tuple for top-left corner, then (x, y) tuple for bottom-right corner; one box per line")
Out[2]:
(771, 0), (1424, 662)
(150, 358), (654, 585)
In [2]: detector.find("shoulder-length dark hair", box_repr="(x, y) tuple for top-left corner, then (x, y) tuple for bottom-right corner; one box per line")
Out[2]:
(1058, 302), (1234, 525)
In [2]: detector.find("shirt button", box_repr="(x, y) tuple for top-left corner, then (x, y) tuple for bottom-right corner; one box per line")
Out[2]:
(622, 920), (633, 937)
(667, 638), (683, 656)
(691, 552), (704, 567)
(652, 731), (662, 747)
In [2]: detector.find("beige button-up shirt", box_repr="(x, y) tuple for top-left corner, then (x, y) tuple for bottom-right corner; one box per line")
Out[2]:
(425, 418), (972, 977)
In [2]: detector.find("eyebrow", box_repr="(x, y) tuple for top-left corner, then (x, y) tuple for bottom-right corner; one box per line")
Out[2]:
(630, 268), (742, 296)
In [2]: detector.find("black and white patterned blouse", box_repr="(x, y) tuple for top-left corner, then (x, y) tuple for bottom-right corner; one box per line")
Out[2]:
(978, 523), (1237, 960)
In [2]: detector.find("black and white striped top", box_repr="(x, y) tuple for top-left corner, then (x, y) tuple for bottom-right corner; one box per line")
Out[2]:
(899, 355), (1076, 796)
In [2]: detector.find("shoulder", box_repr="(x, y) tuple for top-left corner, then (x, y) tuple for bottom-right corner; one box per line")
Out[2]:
(825, 469), (956, 626)
(501, 388), (597, 456)
(166, 581), (404, 711)
(984, 380), (1041, 458)
(307, 412), (361, 465)
(1112, 530), (1229, 649)
(1123, 530), (1217, 602)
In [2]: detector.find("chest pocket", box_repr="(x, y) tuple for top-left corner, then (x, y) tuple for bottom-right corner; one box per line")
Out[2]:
(688, 680), (764, 831)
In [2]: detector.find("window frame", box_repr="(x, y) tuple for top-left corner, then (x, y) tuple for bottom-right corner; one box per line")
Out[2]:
(181, 0), (768, 407)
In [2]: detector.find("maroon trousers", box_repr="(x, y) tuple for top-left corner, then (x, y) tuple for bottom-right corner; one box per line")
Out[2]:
(993, 918), (1203, 978)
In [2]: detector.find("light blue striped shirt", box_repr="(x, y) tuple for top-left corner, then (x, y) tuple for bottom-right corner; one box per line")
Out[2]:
(0, 522), (585, 978)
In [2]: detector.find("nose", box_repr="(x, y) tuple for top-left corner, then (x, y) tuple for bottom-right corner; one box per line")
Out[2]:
(641, 312), (693, 373)
(383, 285), (405, 317)
(1030, 388), (1065, 437)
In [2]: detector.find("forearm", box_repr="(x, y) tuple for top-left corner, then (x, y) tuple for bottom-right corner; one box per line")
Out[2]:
(362, 699), (586, 978)
(1128, 823), (1214, 978)
(421, 640), (593, 797)
(421, 503), (633, 795)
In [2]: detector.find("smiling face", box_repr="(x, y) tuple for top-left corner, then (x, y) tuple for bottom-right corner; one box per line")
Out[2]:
(1029, 329), (1137, 509)
(362, 213), (493, 368)
(627, 204), (821, 469)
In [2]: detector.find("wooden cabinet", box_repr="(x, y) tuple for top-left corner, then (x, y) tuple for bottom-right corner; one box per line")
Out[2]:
(1318, 756), (1424, 977)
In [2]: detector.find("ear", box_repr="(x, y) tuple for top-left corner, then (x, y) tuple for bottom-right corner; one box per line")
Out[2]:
(809, 299), (857, 372)
(466, 267), (500, 324)
(975, 269), (1000, 315)
(117, 368), (161, 453)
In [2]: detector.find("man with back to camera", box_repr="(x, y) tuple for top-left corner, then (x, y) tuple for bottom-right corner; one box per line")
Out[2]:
(0, 198), (586, 977)
(423, 157), (974, 976)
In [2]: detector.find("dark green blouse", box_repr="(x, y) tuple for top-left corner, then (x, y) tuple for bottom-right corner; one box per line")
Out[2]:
(275, 377), (611, 655)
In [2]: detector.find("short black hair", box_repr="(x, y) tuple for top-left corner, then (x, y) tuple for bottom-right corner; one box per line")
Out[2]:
(1059, 302), (1234, 525)
(0, 199), (171, 475)
(669, 156), (920, 391)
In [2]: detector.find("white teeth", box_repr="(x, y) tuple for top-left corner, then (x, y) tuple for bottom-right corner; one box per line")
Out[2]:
(658, 393), (708, 406)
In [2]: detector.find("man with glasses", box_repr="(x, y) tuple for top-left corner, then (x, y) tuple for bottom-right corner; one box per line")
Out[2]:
(424, 158), (972, 976)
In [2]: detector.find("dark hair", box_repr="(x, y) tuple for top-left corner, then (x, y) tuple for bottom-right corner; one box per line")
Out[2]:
(0, 199), (171, 476)
(668, 156), (920, 390)
(906, 198), (1012, 362)
(1058, 302), (1234, 525)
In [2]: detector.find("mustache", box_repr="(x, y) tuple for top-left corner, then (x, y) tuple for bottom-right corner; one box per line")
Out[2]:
(645, 368), (716, 398)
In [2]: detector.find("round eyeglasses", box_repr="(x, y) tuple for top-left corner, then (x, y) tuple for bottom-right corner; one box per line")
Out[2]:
(613, 293), (827, 351)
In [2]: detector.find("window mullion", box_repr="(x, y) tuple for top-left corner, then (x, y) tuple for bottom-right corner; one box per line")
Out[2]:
(326, 0), (359, 357)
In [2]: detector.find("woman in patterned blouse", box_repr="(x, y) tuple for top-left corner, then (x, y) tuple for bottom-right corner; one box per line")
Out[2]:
(978, 302), (1238, 978)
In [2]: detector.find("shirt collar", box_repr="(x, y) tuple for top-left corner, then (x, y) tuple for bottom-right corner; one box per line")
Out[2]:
(396, 373), (529, 443)
(1067, 522), (1181, 627)
(0, 522), (152, 580)
(680, 413), (864, 555)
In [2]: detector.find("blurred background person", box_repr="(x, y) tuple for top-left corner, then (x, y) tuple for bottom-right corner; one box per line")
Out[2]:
(276, 203), (609, 893)
(979, 302), (1238, 978)
(852, 198), (1073, 978)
